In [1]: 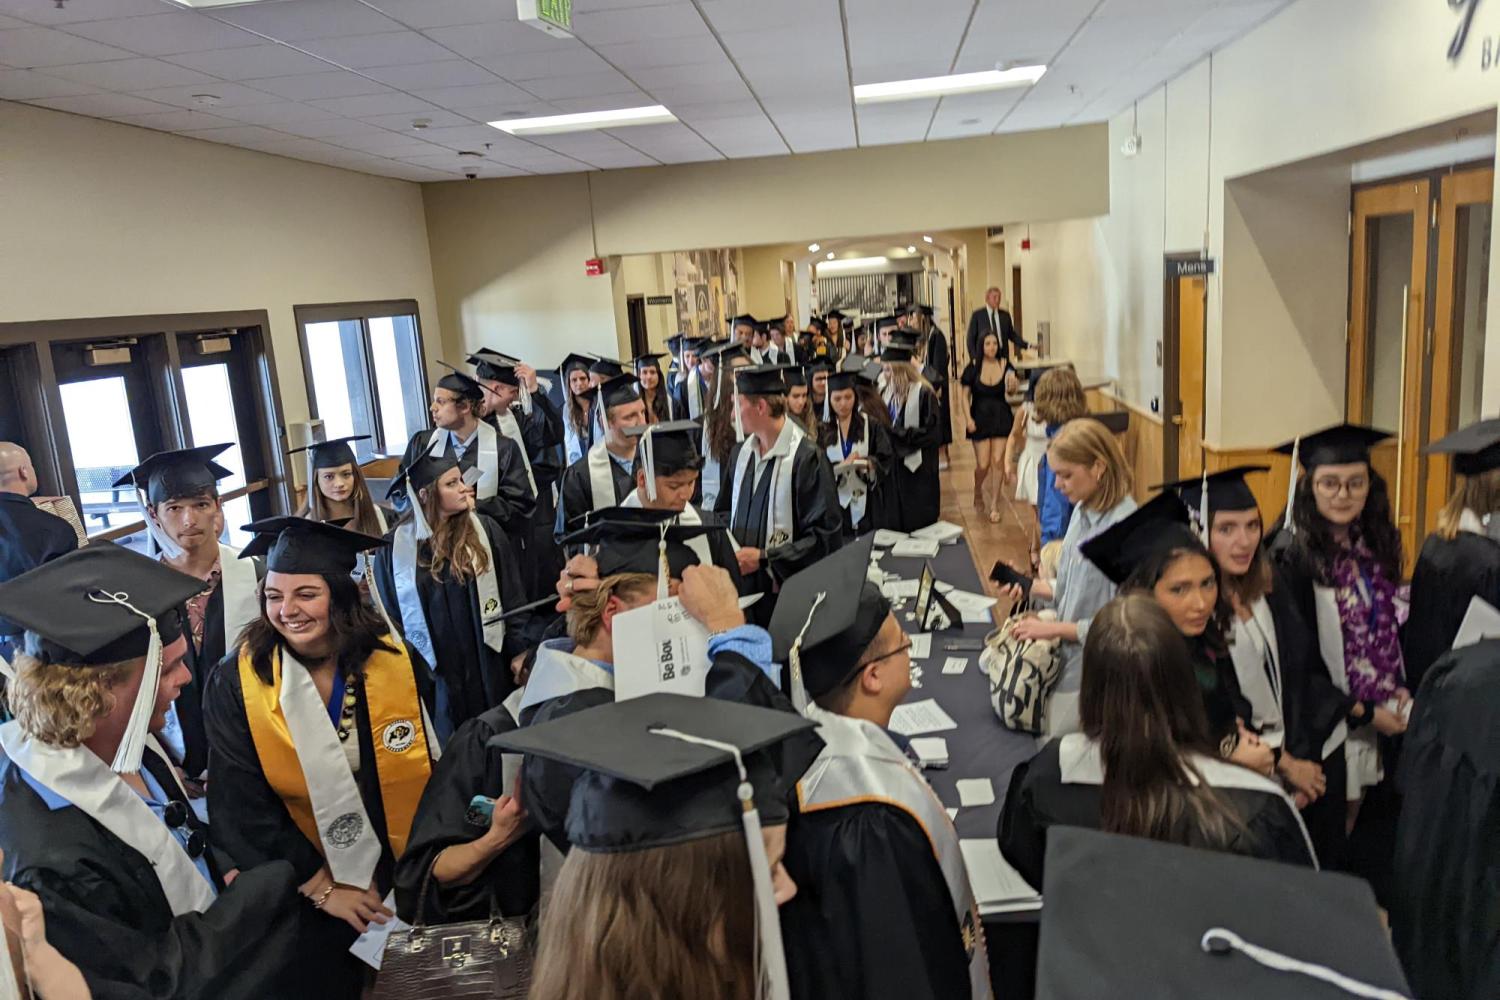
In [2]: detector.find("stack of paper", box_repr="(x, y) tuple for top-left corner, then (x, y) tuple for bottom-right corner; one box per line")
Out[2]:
(941, 588), (998, 625)
(872, 528), (909, 547)
(911, 520), (964, 543)
(889, 698), (958, 735)
(891, 537), (941, 559)
(959, 840), (1043, 915)
(909, 633), (933, 659)
(909, 736), (949, 768)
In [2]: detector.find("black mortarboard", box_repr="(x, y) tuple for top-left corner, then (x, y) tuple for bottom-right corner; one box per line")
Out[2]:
(666, 333), (684, 355)
(434, 361), (485, 402)
(807, 359), (835, 375)
(826, 371), (860, 394)
(699, 339), (746, 363)
(587, 373), (641, 411)
(735, 363), (791, 397)
(730, 313), (758, 330)
(466, 351), (520, 385)
(1037, 827), (1412, 1000)
(680, 336), (708, 354)
(239, 516), (387, 576)
(1424, 417), (1500, 476)
(825, 309), (846, 321)
(491, 692), (816, 851)
(560, 505), (714, 579)
(0, 541), (200, 667)
(385, 451), (461, 500)
(908, 304), (935, 318)
(876, 315), (904, 332)
(889, 331), (920, 349)
(113, 444), (233, 505)
(839, 353), (867, 373)
(879, 343), (915, 363)
(558, 352), (595, 375)
(768, 537), (890, 701)
(632, 352), (667, 370)
(589, 356), (627, 379)
(782, 365), (807, 388)
(1079, 491), (1201, 585)
(763, 314), (788, 327)
(1156, 465), (1269, 514)
(1274, 423), (1392, 470)
(288, 434), (369, 470)
(626, 420), (704, 479)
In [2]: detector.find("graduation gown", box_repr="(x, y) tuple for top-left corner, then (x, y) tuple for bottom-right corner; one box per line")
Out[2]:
(885, 386), (943, 532)
(1391, 638), (1500, 1000)
(1401, 528), (1500, 693)
(819, 413), (896, 538)
(552, 446), (635, 543)
(514, 394), (568, 602)
(0, 490), (77, 647)
(926, 328), (953, 447)
(202, 642), (436, 998)
(997, 734), (1316, 891)
(371, 513), (529, 733)
(0, 740), (304, 999)
(393, 698), (540, 924)
(1188, 634), (1252, 754)
(401, 427), (536, 538)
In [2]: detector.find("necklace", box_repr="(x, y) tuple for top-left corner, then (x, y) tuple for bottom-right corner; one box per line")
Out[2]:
(337, 673), (358, 742)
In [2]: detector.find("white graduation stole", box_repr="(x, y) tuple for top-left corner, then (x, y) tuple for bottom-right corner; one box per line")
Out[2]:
(388, 512), (507, 668)
(563, 410), (587, 466)
(585, 442), (621, 513)
(1311, 586), (1351, 760)
(686, 371), (704, 420)
(427, 425), (499, 500)
(496, 408), (538, 497)
(218, 542), (259, 654)
(276, 650), (383, 889)
(884, 384), (925, 472)
(0, 723), (217, 915)
(729, 421), (804, 551)
(798, 705), (991, 997)
(1229, 600), (1285, 749)
(825, 416), (871, 528)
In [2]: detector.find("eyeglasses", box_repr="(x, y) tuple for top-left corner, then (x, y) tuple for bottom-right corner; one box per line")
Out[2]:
(163, 799), (207, 859)
(1312, 476), (1369, 498)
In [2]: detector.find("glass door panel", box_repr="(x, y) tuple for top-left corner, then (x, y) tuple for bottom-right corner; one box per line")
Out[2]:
(58, 376), (143, 542)
(181, 362), (251, 548)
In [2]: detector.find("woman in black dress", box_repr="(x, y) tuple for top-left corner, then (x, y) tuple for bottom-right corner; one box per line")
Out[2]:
(960, 330), (1017, 523)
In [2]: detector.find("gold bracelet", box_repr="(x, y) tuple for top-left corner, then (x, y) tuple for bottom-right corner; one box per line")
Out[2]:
(311, 883), (335, 909)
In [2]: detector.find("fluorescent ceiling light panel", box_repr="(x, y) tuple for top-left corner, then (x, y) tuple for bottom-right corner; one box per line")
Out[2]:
(819, 256), (890, 274)
(167, 0), (285, 8)
(854, 66), (1047, 105)
(489, 105), (676, 136)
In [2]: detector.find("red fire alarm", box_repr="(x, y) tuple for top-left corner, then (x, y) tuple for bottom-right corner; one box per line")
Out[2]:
(1020, 238), (1032, 251)
(585, 257), (605, 276)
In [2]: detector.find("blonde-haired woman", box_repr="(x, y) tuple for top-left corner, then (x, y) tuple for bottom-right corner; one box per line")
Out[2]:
(1404, 418), (1500, 690)
(998, 418), (1137, 735)
(880, 342), (943, 531)
(372, 453), (528, 743)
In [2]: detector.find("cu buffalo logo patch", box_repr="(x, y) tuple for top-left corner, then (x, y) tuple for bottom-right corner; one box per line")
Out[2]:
(383, 720), (416, 753)
(483, 597), (499, 614)
(325, 812), (364, 849)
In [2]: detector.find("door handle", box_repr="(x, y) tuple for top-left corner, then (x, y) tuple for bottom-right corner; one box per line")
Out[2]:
(1171, 415), (1185, 426)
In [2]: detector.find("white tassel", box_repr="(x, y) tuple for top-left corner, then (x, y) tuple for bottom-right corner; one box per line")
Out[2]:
(786, 592), (827, 714)
(822, 388), (830, 423)
(412, 484), (434, 542)
(642, 425), (658, 502)
(1198, 460), (1210, 546)
(733, 387), (745, 442)
(657, 521), (670, 600)
(1284, 436), (1301, 537)
(1200, 928), (1411, 1000)
(518, 380), (533, 417)
(88, 591), (162, 774)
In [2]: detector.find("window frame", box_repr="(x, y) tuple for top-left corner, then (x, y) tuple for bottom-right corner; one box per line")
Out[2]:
(294, 300), (428, 458)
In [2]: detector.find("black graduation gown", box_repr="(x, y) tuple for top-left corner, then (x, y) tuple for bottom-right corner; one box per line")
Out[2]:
(713, 432), (842, 623)
(371, 513), (529, 733)
(1188, 634), (1252, 752)
(506, 395), (567, 603)
(202, 642), (435, 999)
(1401, 530), (1500, 693)
(401, 427), (537, 538)
(552, 448), (636, 543)
(926, 327), (953, 447)
(781, 802), (971, 1000)
(885, 387), (943, 531)
(1391, 639), (1500, 1000)
(996, 738), (1315, 891)
(0, 744), (305, 999)
(0, 490), (77, 644)
(819, 414), (897, 539)
(393, 703), (540, 924)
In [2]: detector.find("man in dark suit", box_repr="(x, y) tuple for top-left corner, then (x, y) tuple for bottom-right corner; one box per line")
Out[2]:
(966, 286), (1027, 362)
(0, 442), (78, 662)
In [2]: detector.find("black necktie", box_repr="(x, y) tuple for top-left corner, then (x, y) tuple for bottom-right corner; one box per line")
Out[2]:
(733, 452), (757, 540)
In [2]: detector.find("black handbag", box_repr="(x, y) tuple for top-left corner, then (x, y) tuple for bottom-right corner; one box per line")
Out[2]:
(371, 861), (535, 1000)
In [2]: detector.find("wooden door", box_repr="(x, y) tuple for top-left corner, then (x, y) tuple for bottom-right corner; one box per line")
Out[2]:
(1175, 275), (1207, 478)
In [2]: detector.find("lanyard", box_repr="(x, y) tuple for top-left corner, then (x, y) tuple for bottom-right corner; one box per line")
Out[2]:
(1244, 613), (1280, 707)
(325, 671), (346, 727)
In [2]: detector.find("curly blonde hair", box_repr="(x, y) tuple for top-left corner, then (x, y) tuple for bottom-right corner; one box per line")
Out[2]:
(6, 653), (134, 747)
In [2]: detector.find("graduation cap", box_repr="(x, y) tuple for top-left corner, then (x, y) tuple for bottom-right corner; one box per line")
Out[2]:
(0, 542), (205, 772)
(1037, 826), (1413, 1000)
(1079, 491), (1201, 585)
(768, 536), (890, 707)
(807, 359), (836, 376)
(698, 339), (745, 363)
(730, 313), (759, 330)
(1274, 423), (1391, 471)
(839, 353), (867, 373)
(1157, 465), (1270, 518)
(632, 351), (667, 371)
(239, 516), (387, 577)
(587, 373), (641, 411)
(735, 363), (792, 397)
(558, 352), (596, 375)
(908, 304), (935, 318)
(113, 443), (233, 505)
(680, 336), (709, 355)
(589, 356), (627, 379)
(879, 343), (915, 363)
(560, 505), (715, 581)
(825, 309), (847, 321)
(826, 371), (861, 394)
(433, 361), (485, 402)
(491, 693), (817, 995)
(288, 434), (370, 470)
(626, 420), (704, 493)
(666, 333), (685, 356)
(782, 365), (808, 388)
(385, 451), (477, 541)
(1424, 417), (1500, 476)
(465, 350), (521, 385)
(763, 314), (789, 328)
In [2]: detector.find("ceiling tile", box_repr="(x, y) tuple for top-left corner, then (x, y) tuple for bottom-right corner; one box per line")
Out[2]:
(44, 57), (219, 91)
(0, 26), (134, 67)
(576, 148), (658, 168)
(0, 67), (96, 100)
(520, 69), (639, 100)
(165, 43), (338, 80)
(306, 90), (438, 116)
(297, 29), (454, 68)
(670, 98), (765, 123)
(238, 135), (359, 159)
(570, 4), (708, 45)
(246, 70), (391, 100)
(111, 107), (234, 131)
(57, 12), (264, 56)
(276, 116), (387, 138)
(207, 100), (341, 126)
(445, 97), (555, 121)
(545, 91), (660, 113)
(0, 12), (25, 28)
(361, 108), (473, 129)
(411, 78), (537, 109)
(213, 0), (405, 41)
(696, 0), (807, 34)
(130, 80), (284, 108)
(421, 20), (564, 59)
(645, 78), (752, 106)
(592, 37), (720, 71)
(404, 122), (509, 148)
(478, 45), (610, 81)
(177, 124), (294, 146)
(28, 91), (175, 117)
(0, 0), (170, 26)
(329, 130), (444, 155)
(366, 0), (519, 29)
(630, 61), (740, 89)
(360, 59), (496, 90)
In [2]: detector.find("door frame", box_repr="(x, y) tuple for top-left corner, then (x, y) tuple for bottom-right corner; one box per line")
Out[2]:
(1161, 253), (1209, 483)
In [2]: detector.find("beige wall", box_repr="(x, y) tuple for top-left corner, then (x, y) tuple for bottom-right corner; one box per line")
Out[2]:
(1, 100), (441, 427)
(740, 244), (793, 320)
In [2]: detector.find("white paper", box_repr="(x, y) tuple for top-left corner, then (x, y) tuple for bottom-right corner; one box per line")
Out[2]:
(946, 807), (959, 820)
(887, 578), (921, 599)
(911, 520), (964, 543)
(349, 892), (409, 970)
(889, 698), (958, 735)
(890, 538), (941, 559)
(909, 633), (932, 660)
(960, 839), (1042, 912)
(873, 528), (908, 547)
(942, 588), (998, 625)
(611, 598), (711, 701)
(942, 655), (968, 675)
(1452, 595), (1500, 649)
(956, 778), (995, 807)
(909, 736), (949, 767)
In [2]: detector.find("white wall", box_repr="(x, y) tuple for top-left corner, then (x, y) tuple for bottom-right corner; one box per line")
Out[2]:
(0, 100), (441, 426)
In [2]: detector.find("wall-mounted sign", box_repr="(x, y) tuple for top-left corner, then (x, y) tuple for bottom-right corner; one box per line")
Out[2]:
(585, 258), (605, 276)
(646, 295), (673, 305)
(1169, 257), (1216, 278)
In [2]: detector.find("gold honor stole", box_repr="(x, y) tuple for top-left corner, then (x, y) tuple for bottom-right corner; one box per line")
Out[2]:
(237, 640), (431, 860)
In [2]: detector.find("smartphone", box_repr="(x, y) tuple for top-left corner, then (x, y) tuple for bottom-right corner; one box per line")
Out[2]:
(465, 794), (496, 828)
(943, 638), (985, 652)
(989, 560), (1033, 601)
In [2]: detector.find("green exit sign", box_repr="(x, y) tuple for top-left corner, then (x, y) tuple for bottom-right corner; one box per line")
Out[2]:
(537, 0), (571, 30)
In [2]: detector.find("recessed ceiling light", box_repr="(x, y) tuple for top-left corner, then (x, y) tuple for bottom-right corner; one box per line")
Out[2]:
(190, 93), (222, 106)
(854, 65), (1047, 105)
(167, 0), (282, 7)
(826, 252), (835, 260)
(489, 105), (676, 136)
(907, 245), (917, 253)
(960, 117), (981, 125)
(922, 235), (934, 244)
(808, 243), (820, 252)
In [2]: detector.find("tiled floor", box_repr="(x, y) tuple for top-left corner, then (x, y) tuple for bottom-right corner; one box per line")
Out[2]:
(937, 409), (1034, 599)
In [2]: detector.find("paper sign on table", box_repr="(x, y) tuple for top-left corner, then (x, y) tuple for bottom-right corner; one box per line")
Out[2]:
(959, 839), (1042, 912)
(911, 520), (964, 543)
(942, 655), (968, 675)
(891, 537), (941, 559)
(611, 597), (711, 701)
(350, 893), (409, 970)
(873, 528), (908, 547)
(909, 736), (949, 767)
(887, 578), (921, 599)
(956, 778), (995, 807)
(889, 698), (958, 735)
(909, 633), (932, 659)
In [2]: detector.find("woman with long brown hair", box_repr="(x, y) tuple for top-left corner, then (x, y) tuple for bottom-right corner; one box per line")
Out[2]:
(997, 594), (1315, 889)
(559, 353), (596, 466)
(697, 341), (750, 510)
(291, 436), (387, 538)
(879, 343), (943, 531)
(633, 352), (678, 424)
(371, 453), (529, 743)
(960, 330), (1017, 523)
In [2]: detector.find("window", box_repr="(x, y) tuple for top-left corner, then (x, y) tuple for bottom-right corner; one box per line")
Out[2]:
(181, 362), (252, 549)
(59, 375), (144, 541)
(296, 302), (427, 457)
